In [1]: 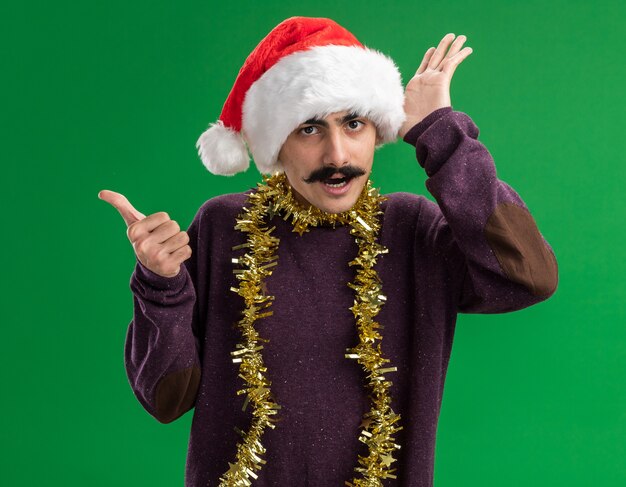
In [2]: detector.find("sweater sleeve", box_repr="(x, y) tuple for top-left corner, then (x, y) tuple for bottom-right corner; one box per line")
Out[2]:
(124, 206), (204, 423)
(403, 106), (558, 313)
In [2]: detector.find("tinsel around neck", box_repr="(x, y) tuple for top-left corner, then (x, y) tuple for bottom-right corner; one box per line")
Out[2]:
(250, 172), (386, 236)
(220, 171), (402, 486)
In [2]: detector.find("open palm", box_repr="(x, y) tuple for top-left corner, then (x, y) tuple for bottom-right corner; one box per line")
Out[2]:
(399, 33), (473, 138)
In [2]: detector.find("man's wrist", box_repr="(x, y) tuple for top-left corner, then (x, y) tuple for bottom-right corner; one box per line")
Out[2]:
(399, 105), (452, 139)
(398, 116), (424, 139)
(401, 106), (453, 146)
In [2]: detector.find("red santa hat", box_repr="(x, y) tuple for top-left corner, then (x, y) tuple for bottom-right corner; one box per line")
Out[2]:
(195, 16), (406, 176)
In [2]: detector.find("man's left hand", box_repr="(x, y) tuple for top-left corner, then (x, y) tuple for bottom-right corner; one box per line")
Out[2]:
(398, 33), (473, 138)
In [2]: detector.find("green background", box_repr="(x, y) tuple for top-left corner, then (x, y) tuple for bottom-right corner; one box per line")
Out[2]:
(3, 0), (624, 485)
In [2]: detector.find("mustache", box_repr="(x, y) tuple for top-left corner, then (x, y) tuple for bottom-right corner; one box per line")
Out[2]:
(303, 165), (366, 184)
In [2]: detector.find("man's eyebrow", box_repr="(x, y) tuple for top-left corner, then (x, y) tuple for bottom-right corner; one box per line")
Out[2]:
(301, 112), (362, 127)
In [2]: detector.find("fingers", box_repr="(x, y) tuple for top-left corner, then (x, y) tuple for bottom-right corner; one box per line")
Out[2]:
(140, 231), (191, 265)
(170, 243), (192, 263)
(163, 245), (193, 278)
(428, 33), (456, 70)
(98, 189), (146, 227)
(131, 220), (191, 278)
(161, 231), (190, 254)
(149, 220), (187, 248)
(98, 189), (190, 278)
(98, 189), (175, 244)
(441, 47), (473, 77)
(415, 47), (436, 76)
(445, 35), (467, 59)
(130, 217), (186, 256)
(141, 244), (192, 278)
(427, 33), (472, 71)
(148, 239), (192, 277)
(127, 212), (173, 243)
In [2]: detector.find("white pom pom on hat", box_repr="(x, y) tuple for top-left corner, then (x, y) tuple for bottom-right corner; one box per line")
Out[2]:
(195, 16), (406, 176)
(196, 121), (250, 176)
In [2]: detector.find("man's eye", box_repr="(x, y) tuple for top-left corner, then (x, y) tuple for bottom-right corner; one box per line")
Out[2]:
(300, 126), (318, 135)
(347, 120), (364, 130)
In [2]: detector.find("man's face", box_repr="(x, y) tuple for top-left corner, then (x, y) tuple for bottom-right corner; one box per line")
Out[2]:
(277, 110), (380, 214)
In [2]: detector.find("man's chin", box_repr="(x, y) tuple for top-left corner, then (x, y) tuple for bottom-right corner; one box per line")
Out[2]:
(314, 193), (360, 214)
(317, 179), (367, 213)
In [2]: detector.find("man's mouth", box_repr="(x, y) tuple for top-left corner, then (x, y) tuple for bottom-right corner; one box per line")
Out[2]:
(323, 175), (351, 188)
(320, 174), (358, 195)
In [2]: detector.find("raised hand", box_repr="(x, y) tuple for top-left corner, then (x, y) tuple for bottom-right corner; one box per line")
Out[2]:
(398, 33), (473, 138)
(98, 190), (192, 278)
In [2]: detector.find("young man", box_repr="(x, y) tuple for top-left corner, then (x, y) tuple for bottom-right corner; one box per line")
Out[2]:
(99, 16), (558, 487)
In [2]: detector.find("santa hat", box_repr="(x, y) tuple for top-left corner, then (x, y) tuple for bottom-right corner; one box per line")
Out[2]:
(195, 16), (406, 176)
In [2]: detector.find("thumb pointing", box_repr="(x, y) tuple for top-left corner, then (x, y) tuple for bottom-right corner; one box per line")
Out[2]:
(98, 189), (147, 227)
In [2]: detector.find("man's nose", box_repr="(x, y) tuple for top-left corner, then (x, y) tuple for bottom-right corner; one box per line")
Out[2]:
(323, 130), (350, 167)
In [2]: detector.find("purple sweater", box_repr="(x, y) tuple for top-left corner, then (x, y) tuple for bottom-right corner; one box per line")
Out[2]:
(125, 107), (558, 486)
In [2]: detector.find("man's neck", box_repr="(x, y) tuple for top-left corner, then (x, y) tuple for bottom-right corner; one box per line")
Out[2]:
(289, 185), (313, 209)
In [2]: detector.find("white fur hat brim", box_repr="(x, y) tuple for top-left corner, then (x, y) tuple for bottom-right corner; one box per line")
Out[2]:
(196, 44), (405, 176)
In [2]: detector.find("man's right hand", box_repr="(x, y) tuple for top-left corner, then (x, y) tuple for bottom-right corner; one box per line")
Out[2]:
(98, 190), (192, 278)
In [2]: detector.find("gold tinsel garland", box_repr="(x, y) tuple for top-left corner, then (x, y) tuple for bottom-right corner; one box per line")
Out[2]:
(221, 173), (403, 486)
